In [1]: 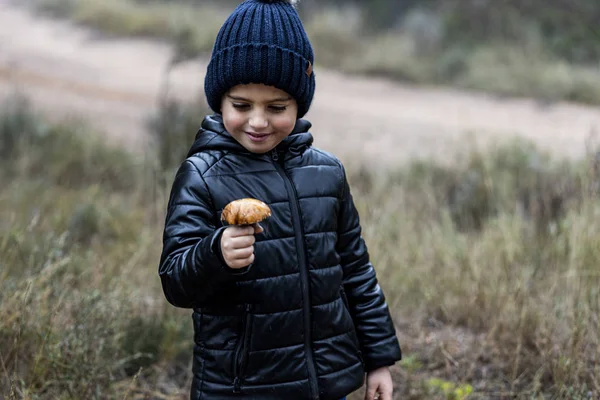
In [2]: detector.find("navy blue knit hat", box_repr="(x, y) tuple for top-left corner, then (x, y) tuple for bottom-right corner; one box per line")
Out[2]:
(204, 0), (315, 118)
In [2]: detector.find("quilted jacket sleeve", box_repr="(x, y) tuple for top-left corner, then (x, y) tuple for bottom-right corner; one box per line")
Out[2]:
(158, 159), (249, 309)
(336, 164), (402, 372)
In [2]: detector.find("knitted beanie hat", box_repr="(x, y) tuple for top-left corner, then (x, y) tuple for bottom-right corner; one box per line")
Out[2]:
(204, 0), (315, 118)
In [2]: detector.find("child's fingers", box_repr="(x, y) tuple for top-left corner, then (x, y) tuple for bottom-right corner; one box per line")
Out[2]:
(364, 383), (377, 400)
(379, 385), (393, 400)
(228, 246), (254, 260)
(221, 225), (262, 269)
(381, 379), (393, 400)
(225, 235), (255, 249)
(227, 225), (255, 237)
(227, 253), (254, 269)
(222, 230), (255, 249)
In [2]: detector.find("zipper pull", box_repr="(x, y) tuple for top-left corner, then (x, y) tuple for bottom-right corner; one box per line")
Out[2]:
(271, 149), (279, 162)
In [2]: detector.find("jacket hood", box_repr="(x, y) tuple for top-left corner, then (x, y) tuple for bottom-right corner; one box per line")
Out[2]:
(187, 114), (314, 158)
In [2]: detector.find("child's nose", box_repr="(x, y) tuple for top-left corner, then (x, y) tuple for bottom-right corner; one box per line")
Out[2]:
(249, 113), (268, 129)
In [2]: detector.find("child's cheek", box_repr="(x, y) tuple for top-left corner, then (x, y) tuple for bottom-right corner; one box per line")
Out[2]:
(223, 111), (245, 133)
(274, 115), (295, 135)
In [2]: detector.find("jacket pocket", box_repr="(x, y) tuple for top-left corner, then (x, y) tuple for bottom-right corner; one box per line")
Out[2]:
(233, 304), (253, 393)
(340, 287), (365, 368)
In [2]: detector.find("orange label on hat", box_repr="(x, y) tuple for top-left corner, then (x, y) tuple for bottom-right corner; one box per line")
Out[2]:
(306, 60), (313, 77)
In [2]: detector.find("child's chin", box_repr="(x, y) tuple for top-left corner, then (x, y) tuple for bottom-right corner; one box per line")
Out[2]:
(241, 140), (281, 154)
(246, 146), (275, 154)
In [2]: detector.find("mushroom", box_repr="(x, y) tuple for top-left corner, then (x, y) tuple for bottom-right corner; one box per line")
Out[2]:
(221, 198), (272, 226)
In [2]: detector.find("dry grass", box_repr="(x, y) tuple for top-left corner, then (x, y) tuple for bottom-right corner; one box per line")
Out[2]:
(0, 96), (192, 399)
(2, 95), (600, 399)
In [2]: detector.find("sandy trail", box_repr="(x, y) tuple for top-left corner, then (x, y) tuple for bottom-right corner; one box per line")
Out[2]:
(2, 1), (600, 165)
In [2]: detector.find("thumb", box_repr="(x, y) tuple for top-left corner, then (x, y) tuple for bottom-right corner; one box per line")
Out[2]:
(252, 223), (264, 234)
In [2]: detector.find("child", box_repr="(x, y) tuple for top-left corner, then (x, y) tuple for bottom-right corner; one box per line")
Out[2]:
(158, 1), (402, 399)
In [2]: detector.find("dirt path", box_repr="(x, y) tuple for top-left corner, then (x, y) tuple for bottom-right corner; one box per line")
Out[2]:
(2, 1), (600, 165)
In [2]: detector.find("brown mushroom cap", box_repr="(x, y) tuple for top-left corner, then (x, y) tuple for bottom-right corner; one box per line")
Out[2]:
(221, 198), (272, 225)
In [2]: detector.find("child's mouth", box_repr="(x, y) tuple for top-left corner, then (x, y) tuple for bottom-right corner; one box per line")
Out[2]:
(246, 132), (271, 143)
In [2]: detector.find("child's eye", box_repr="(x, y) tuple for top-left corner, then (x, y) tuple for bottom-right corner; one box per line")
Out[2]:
(269, 105), (287, 113)
(232, 103), (250, 111)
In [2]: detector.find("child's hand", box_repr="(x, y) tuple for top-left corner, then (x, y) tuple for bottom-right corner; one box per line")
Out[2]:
(220, 224), (263, 269)
(365, 366), (393, 400)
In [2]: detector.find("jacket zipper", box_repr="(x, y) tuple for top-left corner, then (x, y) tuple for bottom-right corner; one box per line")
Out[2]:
(271, 149), (320, 400)
(233, 304), (253, 393)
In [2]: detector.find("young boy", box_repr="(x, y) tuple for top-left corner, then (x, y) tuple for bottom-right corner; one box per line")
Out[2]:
(158, 1), (402, 399)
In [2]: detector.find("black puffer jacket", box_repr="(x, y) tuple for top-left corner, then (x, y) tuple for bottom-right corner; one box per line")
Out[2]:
(159, 115), (401, 400)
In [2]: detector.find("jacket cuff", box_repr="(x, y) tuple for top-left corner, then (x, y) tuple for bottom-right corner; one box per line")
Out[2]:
(362, 336), (402, 372)
(365, 358), (400, 373)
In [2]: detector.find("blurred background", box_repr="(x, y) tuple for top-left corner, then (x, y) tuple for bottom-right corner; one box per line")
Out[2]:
(1, 0), (600, 398)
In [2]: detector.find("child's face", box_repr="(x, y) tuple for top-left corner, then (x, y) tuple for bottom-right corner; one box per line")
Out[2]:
(221, 84), (298, 154)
